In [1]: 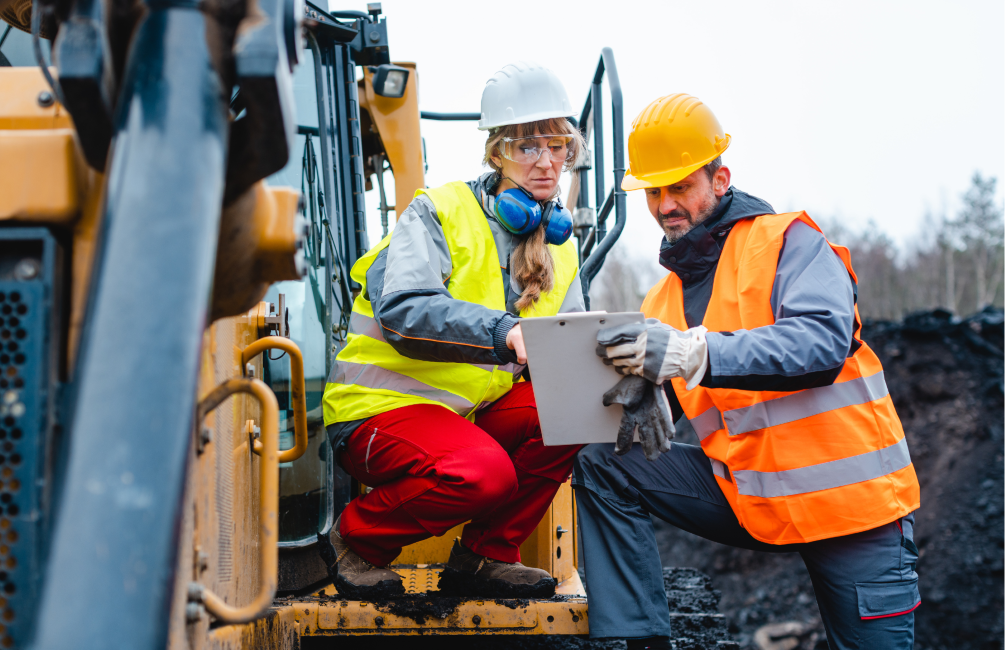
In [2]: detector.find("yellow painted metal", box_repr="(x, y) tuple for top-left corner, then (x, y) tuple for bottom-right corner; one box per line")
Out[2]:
(254, 301), (270, 330)
(168, 315), (264, 649)
(252, 184), (303, 280)
(519, 481), (576, 582)
(360, 62), (425, 221)
(66, 169), (105, 374)
(1, 65), (106, 370)
(393, 523), (464, 564)
(294, 569), (588, 636)
(206, 605), (300, 650)
(242, 336), (308, 463)
(0, 67), (73, 130)
(0, 129), (80, 221)
(195, 378), (280, 624)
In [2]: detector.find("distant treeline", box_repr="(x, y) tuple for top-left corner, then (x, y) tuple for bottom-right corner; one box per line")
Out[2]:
(592, 172), (1005, 321)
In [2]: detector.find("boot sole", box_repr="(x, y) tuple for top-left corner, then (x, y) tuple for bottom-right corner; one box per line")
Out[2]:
(436, 566), (557, 598)
(333, 572), (406, 600)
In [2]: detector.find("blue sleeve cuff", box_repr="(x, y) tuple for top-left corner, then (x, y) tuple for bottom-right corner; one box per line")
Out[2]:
(493, 313), (520, 364)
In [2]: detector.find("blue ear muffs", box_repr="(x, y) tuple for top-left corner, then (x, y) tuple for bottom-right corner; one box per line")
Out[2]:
(541, 202), (573, 246)
(493, 187), (574, 245)
(494, 188), (542, 236)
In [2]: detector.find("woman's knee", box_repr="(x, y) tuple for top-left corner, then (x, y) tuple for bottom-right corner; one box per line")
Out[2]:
(440, 445), (518, 508)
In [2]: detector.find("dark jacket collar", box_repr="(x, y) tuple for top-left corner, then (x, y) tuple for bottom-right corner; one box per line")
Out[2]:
(658, 187), (775, 284)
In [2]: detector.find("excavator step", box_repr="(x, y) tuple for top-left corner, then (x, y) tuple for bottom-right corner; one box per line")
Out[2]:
(282, 564), (588, 636)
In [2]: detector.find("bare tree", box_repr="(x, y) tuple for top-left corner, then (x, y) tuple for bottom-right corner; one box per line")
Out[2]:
(954, 173), (1004, 309)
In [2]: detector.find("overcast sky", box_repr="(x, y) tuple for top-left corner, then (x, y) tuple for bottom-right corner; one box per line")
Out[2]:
(349, 0), (1004, 260)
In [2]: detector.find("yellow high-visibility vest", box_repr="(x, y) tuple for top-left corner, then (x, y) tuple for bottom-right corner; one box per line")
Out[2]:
(323, 181), (579, 425)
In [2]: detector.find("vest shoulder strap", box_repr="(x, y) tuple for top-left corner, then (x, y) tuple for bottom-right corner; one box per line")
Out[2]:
(418, 181), (505, 310)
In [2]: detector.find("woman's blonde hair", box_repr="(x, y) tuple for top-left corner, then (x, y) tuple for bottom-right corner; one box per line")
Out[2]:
(483, 118), (586, 311)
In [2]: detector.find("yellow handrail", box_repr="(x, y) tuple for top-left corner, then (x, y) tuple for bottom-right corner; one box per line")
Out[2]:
(241, 336), (309, 463)
(192, 378), (279, 624)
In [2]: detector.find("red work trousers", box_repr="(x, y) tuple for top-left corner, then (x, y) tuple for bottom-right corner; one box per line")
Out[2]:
(337, 382), (581, 567)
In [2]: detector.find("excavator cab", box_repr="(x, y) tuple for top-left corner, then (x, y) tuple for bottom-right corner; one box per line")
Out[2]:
(0, 0), (626, 645)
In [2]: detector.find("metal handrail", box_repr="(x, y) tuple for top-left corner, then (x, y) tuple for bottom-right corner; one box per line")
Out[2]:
(191, 378), (279, 624)
(242, 336), (309, 463)
(576, 47), (627, 309)
(420, 111), (480, 121)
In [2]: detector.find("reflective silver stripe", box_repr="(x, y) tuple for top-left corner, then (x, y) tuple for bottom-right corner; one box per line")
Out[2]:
(724, 372), (890, 436)
(691, 406), (723, 442)
(733, 437), (912, 499)
(365, 429), (377, 473)
(709, 458), (731, 483)
(350, 313), (386, 342)
(334, 360), (475, 414)
(472, 362), (523, 377)
(501, 362), (523, 377)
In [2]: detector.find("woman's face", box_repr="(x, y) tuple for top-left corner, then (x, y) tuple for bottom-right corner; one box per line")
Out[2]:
(492, 132), (569, 201)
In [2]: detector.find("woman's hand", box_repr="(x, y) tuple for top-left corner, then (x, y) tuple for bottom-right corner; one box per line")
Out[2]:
(506, 323), (527, 364)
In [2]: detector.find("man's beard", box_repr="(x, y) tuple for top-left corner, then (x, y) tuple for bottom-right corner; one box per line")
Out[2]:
(660, 192), (719, 244)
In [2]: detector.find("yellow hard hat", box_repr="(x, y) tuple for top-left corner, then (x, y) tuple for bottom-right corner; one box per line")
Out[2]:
(621, 93), (731, 191)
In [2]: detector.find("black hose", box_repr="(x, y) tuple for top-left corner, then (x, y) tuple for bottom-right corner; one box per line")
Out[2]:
(30, 0), (64, 106)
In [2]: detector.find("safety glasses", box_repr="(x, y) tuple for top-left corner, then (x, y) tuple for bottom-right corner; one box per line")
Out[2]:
(500, 134), (575, 165)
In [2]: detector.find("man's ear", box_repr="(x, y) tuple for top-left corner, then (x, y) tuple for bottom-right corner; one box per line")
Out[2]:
(713, 166), (731, 197)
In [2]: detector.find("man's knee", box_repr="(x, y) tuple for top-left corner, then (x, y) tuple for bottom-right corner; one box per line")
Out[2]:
(574, 443), (619, 487)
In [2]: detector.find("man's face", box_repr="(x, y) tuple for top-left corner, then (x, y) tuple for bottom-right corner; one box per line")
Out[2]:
(645, 166), (731, 244)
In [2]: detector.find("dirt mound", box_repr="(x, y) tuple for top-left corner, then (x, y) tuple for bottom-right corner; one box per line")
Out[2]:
(654, 308), (1004, 649)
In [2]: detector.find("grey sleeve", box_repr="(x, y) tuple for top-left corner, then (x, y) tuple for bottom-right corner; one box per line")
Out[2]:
(558, 268), (586, 313)
(702, 220), (855, 390)
(369, 196), (519, 366)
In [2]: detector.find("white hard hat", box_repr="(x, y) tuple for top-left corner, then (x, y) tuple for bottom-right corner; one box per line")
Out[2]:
(478, 62), (576, 131)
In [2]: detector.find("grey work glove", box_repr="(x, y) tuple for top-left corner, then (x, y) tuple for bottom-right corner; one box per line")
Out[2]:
(602, 374), (675, 461)
(597, 319), (710, 390)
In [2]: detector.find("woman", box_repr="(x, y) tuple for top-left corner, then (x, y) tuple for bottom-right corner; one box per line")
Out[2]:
(320, 62), (587, 599)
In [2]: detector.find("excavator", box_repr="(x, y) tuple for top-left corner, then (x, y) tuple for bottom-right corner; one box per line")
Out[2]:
(0, 0), (628, 647)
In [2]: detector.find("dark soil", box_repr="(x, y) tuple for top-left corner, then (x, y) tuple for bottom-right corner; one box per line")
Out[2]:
(654, 308), (1005, 650)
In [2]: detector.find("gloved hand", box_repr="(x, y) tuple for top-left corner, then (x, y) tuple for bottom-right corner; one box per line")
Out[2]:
(597, 319), (710, 390)
(602, 374), (675, 461)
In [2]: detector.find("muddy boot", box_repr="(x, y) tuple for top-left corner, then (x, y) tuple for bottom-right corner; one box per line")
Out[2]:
(317, 518), (404, 599)
(437, 538), (557, 598)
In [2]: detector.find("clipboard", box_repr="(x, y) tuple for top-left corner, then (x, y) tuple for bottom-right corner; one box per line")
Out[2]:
(521, 311), (645, 446)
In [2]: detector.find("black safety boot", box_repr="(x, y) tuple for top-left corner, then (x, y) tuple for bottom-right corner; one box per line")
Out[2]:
(437, 538), (557, 598)
(317, 518), (405, 599)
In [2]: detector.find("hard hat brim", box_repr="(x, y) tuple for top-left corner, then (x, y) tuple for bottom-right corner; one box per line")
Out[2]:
(622, 164), (703, 191)
(621, 135), (731, 191)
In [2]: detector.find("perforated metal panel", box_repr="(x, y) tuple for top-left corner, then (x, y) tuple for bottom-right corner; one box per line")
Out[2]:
(0, 229), (58, 649)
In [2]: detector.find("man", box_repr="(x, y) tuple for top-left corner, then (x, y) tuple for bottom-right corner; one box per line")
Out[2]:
(574, 93), (921, 650)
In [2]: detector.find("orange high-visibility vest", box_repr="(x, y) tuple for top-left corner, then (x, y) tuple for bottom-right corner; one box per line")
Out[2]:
(642, 212), (920, 545)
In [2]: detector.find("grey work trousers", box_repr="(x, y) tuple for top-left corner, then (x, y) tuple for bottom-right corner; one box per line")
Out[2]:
(573, 442), (920, 650)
